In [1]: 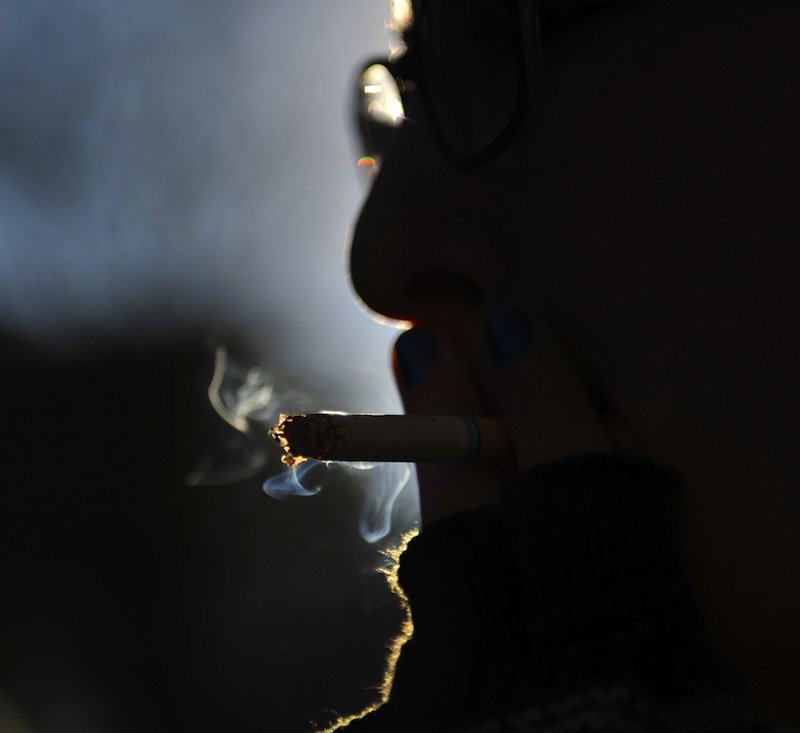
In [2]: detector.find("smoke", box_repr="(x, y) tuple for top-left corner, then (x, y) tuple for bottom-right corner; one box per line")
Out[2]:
(193, 345), (418, 544)
(1, 3), (421, 731)
(0, 1), (246, 349)
(0, 0), (417, 536)
(264, 459), (413, 543)
(0, 0), (400, 407)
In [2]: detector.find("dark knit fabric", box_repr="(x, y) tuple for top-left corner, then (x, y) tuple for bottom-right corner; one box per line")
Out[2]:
(338, 454), (783, 732)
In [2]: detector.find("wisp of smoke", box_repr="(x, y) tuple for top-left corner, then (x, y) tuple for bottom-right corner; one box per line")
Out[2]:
(192, 344), (418, 544)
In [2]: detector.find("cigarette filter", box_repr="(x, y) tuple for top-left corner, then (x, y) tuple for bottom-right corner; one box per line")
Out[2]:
(269, 413), (510, 467)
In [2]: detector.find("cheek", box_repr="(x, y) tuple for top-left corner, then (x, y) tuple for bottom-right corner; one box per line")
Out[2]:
(509, 160), (671, 337)
(504, 60), (733, 340)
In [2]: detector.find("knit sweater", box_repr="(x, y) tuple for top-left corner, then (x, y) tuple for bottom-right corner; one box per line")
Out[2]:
(337, 453), (783, 732)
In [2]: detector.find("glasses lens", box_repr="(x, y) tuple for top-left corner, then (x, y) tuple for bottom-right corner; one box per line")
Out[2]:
(420, 0), (523, 163)
(356, 62), (405, 170)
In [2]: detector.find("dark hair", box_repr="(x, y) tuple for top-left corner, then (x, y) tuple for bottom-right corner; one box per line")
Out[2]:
(538, 0), (639, 43)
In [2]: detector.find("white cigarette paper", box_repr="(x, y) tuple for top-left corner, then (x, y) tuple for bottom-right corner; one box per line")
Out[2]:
(269, 413), (511, 467)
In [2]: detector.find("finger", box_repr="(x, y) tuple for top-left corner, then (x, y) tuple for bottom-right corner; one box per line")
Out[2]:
(479, 307), (614, 472)
(392, 327), (504, 525)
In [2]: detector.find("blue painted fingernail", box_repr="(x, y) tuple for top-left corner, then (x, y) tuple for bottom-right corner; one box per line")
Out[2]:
(395, 329), (439, 389)
(487, 307), (533, 365)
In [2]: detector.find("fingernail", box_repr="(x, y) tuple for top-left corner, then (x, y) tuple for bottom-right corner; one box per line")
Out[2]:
(395, 329), (439, 389)
(487, 307), (533, 365)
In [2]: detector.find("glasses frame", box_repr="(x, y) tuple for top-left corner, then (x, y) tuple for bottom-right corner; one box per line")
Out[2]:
(356, 0), (544, 170)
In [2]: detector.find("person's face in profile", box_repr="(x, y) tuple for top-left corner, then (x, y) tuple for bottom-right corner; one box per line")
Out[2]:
(352, 0), (799, 468)
(348, 0), (800, 717)
(350, 0), (799, 497)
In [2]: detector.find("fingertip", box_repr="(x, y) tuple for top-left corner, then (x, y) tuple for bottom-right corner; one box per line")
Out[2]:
(392, 326), (489, 419)
(394, 327), (439, 391)
(486, 307), (534, 366)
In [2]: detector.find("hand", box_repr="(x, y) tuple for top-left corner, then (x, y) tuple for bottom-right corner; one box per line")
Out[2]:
(393, 307), (634, 525)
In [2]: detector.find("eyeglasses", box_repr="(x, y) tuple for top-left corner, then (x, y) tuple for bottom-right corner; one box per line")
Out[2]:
(353, 0), (544, 172)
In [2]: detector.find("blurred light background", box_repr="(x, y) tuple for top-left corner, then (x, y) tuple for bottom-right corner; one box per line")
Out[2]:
(0, 2), (420, 732)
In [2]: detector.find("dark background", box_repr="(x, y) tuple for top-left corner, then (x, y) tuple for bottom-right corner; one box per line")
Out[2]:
(0, 334), (413, 733)
(0, 2), (418, 732)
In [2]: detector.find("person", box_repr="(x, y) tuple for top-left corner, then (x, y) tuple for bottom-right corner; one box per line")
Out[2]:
(331, 0), (800, 729)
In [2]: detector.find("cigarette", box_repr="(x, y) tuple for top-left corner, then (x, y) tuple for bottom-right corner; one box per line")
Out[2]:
(268, 413), (511, 467)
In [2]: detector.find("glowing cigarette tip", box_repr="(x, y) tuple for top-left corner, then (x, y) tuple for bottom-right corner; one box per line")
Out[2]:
(268, 413), (510, 466)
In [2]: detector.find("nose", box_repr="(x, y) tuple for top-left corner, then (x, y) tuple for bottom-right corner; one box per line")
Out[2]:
(348, 116), (515, 326)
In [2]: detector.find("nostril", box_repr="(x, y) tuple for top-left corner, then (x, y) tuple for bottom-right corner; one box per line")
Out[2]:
(406, 270), (483, 309)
